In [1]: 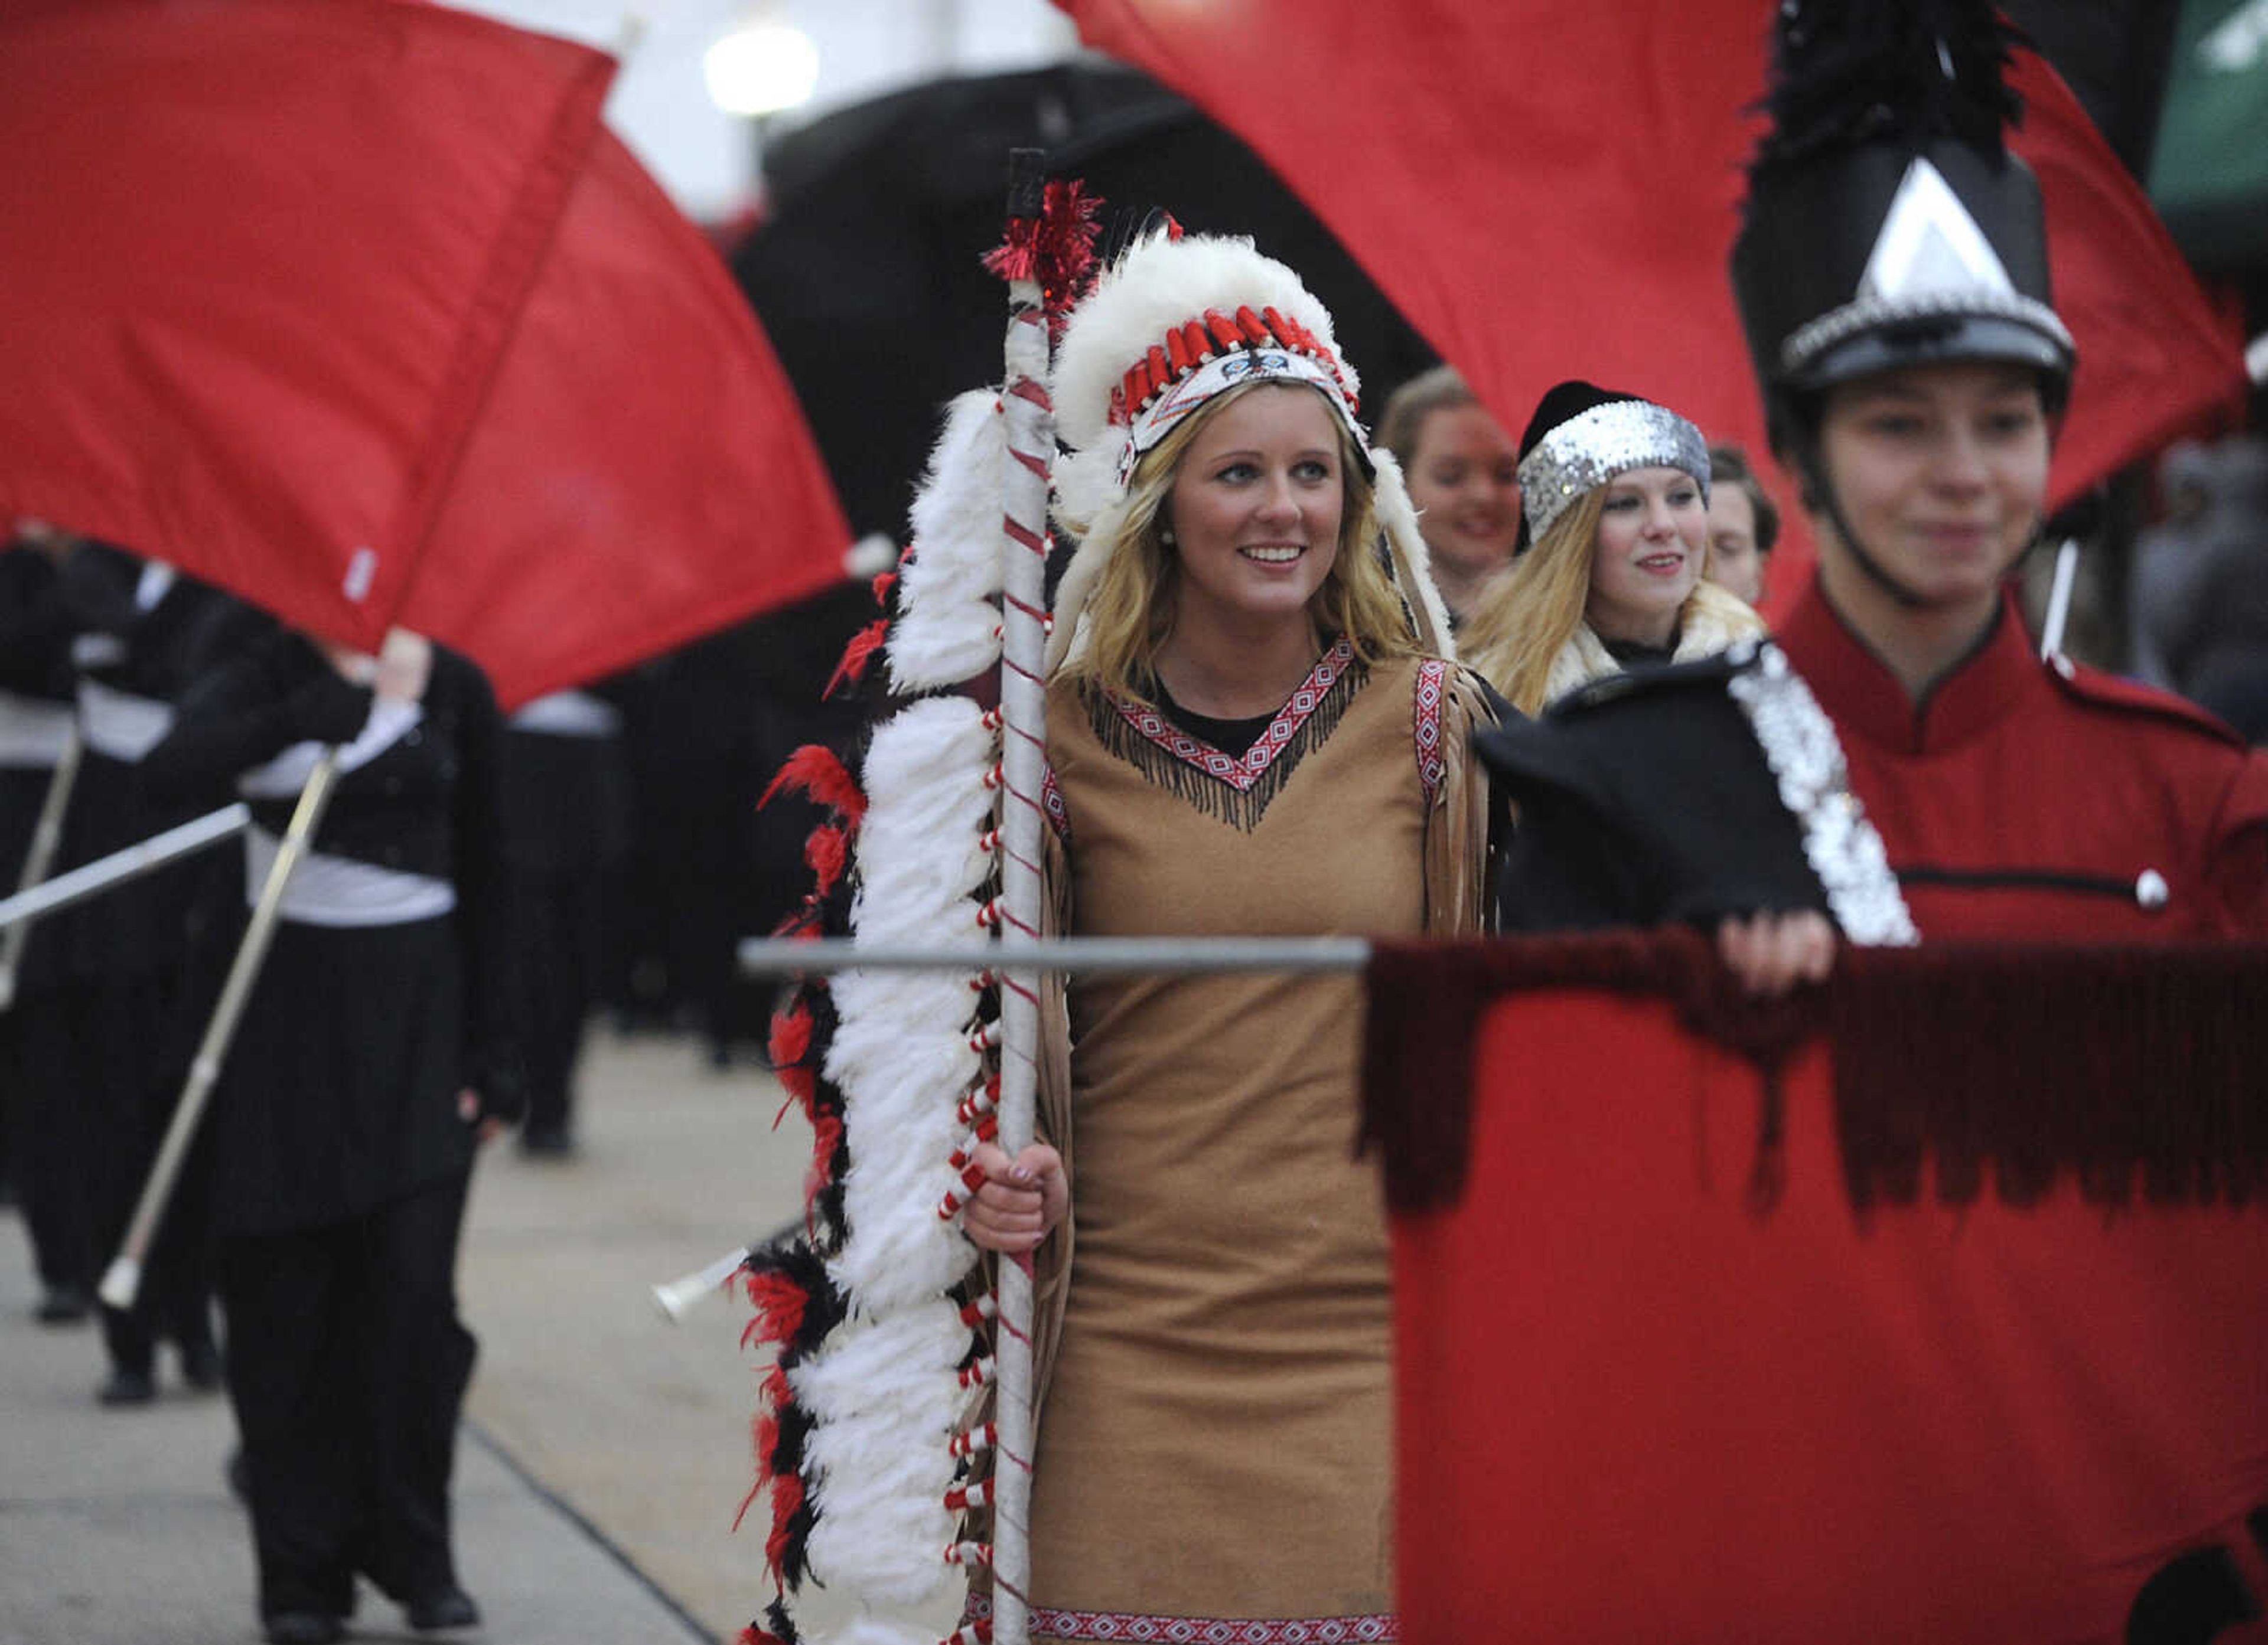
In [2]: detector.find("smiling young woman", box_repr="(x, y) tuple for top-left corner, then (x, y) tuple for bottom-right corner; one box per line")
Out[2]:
(1460, 380), (1762, 717)
(1377, 366), (1523, 628)
(956, 226), (1494, 1645)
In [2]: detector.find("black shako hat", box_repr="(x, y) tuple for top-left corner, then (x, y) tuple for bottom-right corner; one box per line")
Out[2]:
(1513, 379), (1710, 545)
(1730, 0), (2076, 451)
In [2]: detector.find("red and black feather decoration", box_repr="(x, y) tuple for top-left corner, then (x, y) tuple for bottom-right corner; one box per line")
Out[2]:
(982, 178), (1103, 335)
(759, 743), (868, 827)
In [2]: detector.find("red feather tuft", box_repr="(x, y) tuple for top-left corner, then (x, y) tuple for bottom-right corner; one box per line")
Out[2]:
(983, 178), (1103, 335)
(766, 1470), (806, 1584)
(741, 1268), (810, 1350)
(760, 745), (866, 825)
(769, 1000), (813, 1068)
(803, 822), (849, 897)
(824, 618), (888, 699)
(871, 569), (897, 607)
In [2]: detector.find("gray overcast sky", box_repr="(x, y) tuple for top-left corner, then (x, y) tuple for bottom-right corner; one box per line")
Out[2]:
(454, 0), (1078, 220)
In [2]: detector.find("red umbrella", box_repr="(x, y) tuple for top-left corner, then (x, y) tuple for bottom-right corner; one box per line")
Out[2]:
(1056, 0), (2246, 618)
(0, 0), (849, 706)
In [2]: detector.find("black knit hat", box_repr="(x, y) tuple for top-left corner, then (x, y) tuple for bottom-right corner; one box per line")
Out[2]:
(1731, 0), (2075, 452)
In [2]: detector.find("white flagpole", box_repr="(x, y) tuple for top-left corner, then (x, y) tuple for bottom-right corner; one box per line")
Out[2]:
(986, 146), (1055, 1645)
(0, 722), (82, 1010)
(2039, 537), (2080, 660)
(99, 752), (338, 1310)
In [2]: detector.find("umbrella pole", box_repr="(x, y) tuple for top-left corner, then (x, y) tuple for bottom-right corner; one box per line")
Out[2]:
(0, 722), (83, 1011)
(97, 750), (340, 1311)
(986, 146), (1055, 1645)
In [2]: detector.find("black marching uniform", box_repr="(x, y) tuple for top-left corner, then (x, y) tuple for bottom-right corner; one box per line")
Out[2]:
(50, 547), (251, 1395)
(0, 546), (93, 1314)
(142, 629), (522, 1637)
(497, 688), (630, 1151)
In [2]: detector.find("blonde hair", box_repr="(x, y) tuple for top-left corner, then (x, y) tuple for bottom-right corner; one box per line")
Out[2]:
(1464, 480), (1725, 714)
(1062, 381), (1421, 701)
(1460, 489), (1605, 714)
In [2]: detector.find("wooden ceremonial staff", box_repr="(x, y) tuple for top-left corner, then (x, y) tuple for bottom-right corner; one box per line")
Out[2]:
(988, 145), (1054, 1645)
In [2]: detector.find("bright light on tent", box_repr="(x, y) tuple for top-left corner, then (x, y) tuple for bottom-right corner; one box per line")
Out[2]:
(703, 22), (819, 117)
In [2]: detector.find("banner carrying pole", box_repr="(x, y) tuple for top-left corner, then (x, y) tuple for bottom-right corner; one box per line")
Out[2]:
(985, 143), (1055, 1645)
(99, 752), (338, 1310)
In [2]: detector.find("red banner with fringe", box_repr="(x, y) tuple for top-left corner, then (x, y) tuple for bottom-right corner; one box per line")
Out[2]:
(1365, 935), (2268, 1643)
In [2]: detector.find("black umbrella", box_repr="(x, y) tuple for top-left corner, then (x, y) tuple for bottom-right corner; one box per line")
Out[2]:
(735, 60), (1435, 543)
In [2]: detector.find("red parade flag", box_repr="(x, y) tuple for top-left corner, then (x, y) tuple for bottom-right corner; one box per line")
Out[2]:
(1057, 0), (2246, 618)
(0, 0), (849, 706)
(406, 125), (852, 708)
(1363, 935), (2268, 1642)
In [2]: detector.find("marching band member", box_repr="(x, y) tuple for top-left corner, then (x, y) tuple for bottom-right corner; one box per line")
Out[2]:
(1479, 0), (2268, 946)
(1701, 443), (1780, 609)
(0, 533), (94, 1323)
(961, 226), (1491, 1643)
(1461, 380), (1763, 716)
(50, 543), (249, 1404)
(1376, 364), (1523, 631)
(142, 625), (523, 1645)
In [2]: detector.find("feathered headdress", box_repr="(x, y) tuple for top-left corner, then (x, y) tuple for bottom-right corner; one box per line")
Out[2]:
(1045, 227), (1452, 673)
(1731, 0), (2074, 442)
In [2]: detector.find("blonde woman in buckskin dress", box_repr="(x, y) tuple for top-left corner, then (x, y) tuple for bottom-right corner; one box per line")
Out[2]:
(961, 228), (1489, 1643)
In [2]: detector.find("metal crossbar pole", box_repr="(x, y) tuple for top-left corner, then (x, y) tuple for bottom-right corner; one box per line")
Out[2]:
(0, 802), (250, 940)
(739, 935), (1374, 977)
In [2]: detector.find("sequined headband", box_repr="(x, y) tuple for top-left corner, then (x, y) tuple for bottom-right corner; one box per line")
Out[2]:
(1516, 400), (1711, 542)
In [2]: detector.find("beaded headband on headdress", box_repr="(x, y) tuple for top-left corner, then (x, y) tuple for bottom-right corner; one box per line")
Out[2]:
(1516, 399), (1712, 543)
(1110, 304), (1365, 487)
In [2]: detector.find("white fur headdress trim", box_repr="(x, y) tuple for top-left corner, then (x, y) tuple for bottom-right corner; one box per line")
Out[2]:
(1052, 231), (1355, 534)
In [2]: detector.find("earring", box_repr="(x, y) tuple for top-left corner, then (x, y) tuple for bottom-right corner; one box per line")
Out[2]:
(1160, 526), (1177, 546)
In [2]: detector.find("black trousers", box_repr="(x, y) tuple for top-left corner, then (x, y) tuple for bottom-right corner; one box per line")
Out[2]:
(220, 1173), (476, 1620)
(69, 972), (216, 1372)
(2, 982), (94, 1295)
(510, 864), (606, 1135)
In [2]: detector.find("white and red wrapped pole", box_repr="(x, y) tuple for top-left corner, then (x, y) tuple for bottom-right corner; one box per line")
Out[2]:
(986, 146), (1055, 1645)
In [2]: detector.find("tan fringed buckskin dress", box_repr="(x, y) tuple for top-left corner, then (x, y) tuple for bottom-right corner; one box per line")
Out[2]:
(1022, 641), (1488, 1643)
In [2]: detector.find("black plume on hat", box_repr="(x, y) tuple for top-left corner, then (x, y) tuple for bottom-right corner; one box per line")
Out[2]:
(1517, 380), (1643, 462)
(1731, 0), (2074, 438)
(1748, 0), (2024, 183)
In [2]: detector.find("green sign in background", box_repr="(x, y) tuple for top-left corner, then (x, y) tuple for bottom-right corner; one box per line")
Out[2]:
(2149, 0), (2268, 269)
